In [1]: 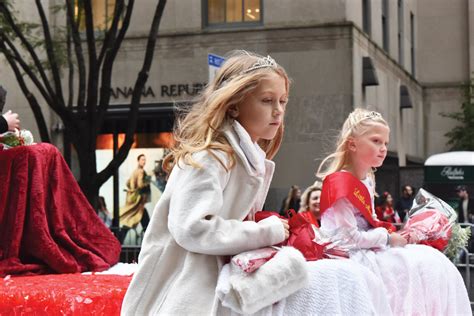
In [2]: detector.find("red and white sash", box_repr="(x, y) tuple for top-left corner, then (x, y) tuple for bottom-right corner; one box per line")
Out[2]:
(320, 171), (396, 233)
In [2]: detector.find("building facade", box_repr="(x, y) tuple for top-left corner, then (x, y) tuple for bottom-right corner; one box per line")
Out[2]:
(1, 0), (471, 212)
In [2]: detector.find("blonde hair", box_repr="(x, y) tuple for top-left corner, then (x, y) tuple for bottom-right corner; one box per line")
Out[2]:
(299, 183), (322, 213)
(316, 108), (389, 179)
(163, 50), (290, 173)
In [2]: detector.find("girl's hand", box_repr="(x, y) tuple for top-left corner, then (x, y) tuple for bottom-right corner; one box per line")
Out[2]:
(389, 232), (407, 247)
(280, 218), (290, 240)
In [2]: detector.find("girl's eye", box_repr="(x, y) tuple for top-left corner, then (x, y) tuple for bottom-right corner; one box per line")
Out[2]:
(263, 98), (273, 103)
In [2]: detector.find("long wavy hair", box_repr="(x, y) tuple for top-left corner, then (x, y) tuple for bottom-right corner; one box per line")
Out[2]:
(163, 50), (290, 172)
(316, 108), (389, 180)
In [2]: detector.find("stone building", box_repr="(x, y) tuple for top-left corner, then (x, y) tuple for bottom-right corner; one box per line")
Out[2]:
(1, 0), (471, 211)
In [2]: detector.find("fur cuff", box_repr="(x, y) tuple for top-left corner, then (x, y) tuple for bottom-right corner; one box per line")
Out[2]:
(216, 246), (308, 314)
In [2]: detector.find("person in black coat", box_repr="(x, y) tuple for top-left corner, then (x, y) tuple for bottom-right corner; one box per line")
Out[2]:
(279, 185), (301, 217)
(456, 185), (474, 223)
(0, 110), (20, 134)
(395, 185), (415, 222)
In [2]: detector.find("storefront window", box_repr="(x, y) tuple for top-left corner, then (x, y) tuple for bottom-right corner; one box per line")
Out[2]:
(75, 0), (118, 31)
(96, 132), (174, 245)
(205, 0), (262, 27)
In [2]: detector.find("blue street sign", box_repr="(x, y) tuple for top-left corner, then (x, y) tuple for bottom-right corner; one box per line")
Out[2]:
(208, 53), (225, 68)
(208, 53), (226, 82)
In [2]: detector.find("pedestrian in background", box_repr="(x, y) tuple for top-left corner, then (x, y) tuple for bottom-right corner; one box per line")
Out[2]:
(280, 185), (301, 217)
(456, 185), (474, 223)
(395, 185), (415, 221)
(375, 191), (401, 224)
(298, 184), (322, 226)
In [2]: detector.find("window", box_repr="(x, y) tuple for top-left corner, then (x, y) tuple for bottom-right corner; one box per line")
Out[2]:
(362, 0), (371, 35)
(75, 0), (117, 31)
(410, 12), (415, 76)
(382, 0), (389, 51)
(398, 0), (404, 65)
(205, 0), (262, 27)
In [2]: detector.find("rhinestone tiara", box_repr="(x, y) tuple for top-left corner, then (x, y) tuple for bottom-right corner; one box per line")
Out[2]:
(242, 55), (277, 74)
(364, 111), (382, 119)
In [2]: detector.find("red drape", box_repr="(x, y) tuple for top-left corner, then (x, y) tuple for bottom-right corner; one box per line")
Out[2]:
(0, 274), (132, 314)
(0, 143), (121, 277)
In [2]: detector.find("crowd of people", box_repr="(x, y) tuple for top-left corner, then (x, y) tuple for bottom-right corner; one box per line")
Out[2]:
(277, 183), (414, 228)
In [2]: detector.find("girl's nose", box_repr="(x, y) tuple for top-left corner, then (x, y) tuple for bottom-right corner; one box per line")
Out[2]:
(274, 103), (284, 115)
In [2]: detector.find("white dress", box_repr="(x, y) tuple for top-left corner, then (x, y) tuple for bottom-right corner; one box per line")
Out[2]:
(220, 258), (393, 316)
(319, 177), (471, 315)
(278, 259), (393, 315)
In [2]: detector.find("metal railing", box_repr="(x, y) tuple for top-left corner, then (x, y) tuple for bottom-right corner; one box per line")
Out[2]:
(454, 223), (474, 304)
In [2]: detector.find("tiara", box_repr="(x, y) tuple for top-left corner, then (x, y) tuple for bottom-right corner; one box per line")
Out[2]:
(364, 111), (382, 119)
(351, 110), (383, 127)
(242, 55), (277, 73)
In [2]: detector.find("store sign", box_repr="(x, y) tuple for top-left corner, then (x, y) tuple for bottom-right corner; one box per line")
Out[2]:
(110, 83), (207, 99)
(110, 86), (156, 99)
(425, 166), (474, 183)
(440, 167), (464, 180)
(160, 83), (206, 97)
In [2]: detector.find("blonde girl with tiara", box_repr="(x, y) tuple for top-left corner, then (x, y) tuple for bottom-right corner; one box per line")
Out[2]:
(317, 108), (470, 315)
(121, 50), (291, 315)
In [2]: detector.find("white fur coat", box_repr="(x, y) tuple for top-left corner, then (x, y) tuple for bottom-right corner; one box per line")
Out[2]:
(121, 124), (285, 315)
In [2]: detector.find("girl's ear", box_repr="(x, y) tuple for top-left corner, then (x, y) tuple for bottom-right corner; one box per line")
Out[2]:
(347, 137), (356, 152)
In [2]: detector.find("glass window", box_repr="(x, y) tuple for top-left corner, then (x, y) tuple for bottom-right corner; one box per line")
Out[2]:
(75, 0), (118, 32)
(382, 0), (389, 51)
(410, 12), (415, 76)
(205, 0), (262, 27)
(244, 0), (261, 22)
(362, 0), (371, 35)
(398, 0), (404, 65)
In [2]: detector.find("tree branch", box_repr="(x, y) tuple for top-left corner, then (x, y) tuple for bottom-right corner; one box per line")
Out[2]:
(97, 0), (124, 66)
(0, 3), (56, 100)
(97, 0), (133, 129)
(66, 14), (74, 108)
(35, 0), (66, 107)
(65, 0), (86, 109)
(1, 34), (53, 106)
(83, 0), (98, 121)
(97, 0), (167, 186)
(0, 42), (51, 142)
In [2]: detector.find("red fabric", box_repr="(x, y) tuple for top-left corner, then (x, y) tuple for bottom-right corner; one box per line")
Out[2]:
(255, 210), (325, 261)
(320, 172), (396, 233)
(254, 210), (285, 222)
(299, 211), (320, 227)
(0, 143), (121, 277)
(0, 273), (131, 315)
(286, 209), (325, 261)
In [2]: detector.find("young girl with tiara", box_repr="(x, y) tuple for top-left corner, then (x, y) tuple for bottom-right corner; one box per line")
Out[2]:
(122, 52), (393, 315)
(121, 50), (290, 315)
(317, 108), (471, 315)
